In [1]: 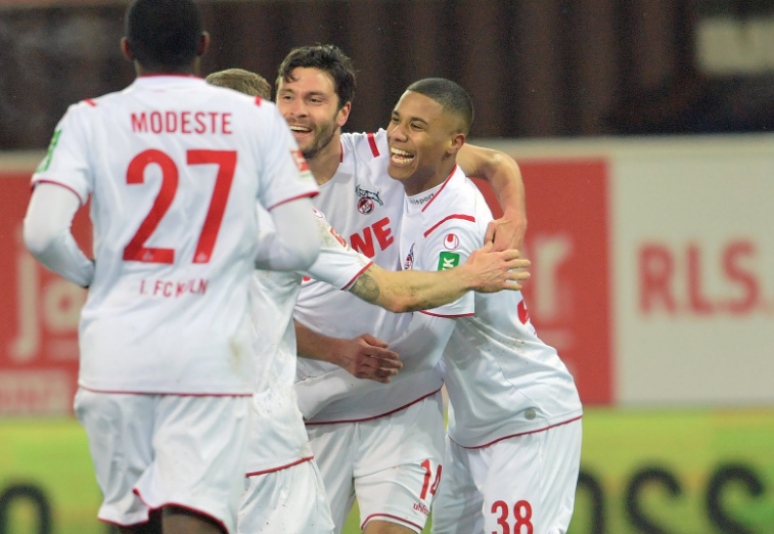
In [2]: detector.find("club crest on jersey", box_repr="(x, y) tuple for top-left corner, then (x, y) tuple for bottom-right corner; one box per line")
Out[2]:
(355, 184), (383, 215)
(438, 251), (460, 271)
(443, 233), (460, 250)
(358, 197), (374, 215)
(404, 243), (415, 270)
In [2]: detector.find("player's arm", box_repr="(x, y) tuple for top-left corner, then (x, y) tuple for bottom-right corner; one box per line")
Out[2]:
(349, 243), (529, 313)
(295, 321), (403, 382)
(254, 198), (320, 271)
(458, 144), (527, 251)
(24, 183), (95, 288)
(294, 312), (455, 419)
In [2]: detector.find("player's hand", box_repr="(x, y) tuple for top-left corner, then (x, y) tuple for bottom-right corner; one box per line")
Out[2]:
(336, 334), (402, 383)
(485, 211), (527, 252)
(465, 242), (531, 292)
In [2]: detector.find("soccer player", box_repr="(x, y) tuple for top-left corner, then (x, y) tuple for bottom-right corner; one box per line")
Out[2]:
(22, 2), (321, 533)
(300, 78), (583, 534)
(205, 68), (272, 100)
(275, 45), (529, 534)
(205, 68), (530, 534)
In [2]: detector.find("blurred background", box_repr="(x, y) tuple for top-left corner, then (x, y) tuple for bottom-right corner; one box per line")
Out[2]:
(1, 0), (772, 533)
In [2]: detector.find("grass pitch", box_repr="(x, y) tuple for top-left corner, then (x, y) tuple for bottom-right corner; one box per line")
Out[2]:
(1, 409), (773, 534)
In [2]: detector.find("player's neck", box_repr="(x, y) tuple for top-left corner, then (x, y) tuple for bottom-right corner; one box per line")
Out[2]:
(404, 160), (456, 196)
(307, 130), (343, 187)
(134, 61), (199, 78)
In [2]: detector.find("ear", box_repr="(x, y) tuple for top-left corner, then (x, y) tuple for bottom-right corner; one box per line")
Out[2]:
(197, 32), (210, 57)
(120, 37), (134, 62)
(336, 101), (352, 128)
(448, 132), (466, 156)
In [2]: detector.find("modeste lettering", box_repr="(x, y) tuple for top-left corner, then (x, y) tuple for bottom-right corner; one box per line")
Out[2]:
(130, 111), (233, 135)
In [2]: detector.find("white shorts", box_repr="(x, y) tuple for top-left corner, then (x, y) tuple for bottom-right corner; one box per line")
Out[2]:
(306, 391), (445, 533)
(74, 388), (251, 533)
(238, 458), (334, 534)
(432, 418), (582, 534)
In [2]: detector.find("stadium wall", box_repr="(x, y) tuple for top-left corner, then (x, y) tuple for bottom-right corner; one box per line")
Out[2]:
(2, 135), (773, 413)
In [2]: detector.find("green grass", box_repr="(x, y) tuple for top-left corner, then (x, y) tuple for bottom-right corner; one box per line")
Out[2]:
(1, 409), (773, 534)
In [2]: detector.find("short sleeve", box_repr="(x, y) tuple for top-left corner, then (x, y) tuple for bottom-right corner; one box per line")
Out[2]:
(301, 216), (372, 290)
(256, 105), (319, 210)
(31, 104), (93, 205)
(417, 218), (481, 318)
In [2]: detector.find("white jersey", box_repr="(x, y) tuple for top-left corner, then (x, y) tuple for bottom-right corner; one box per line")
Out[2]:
(247, 207), (371, 473)
(294, 129), (444, 423)
(31, 75), (318, 395)
(401, 166), (583, 448)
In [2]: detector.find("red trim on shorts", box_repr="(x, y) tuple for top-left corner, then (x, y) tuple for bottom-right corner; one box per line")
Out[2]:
(367, 132), (380, 157)
(79, 385), (252, 397)
(341, 261), (374, 291)
(84, 99), (97, 107)
(133, 489), (229, 533)
(255, 96), (262, 106)
(361, 513), (424, 532)
(423, 214), (476, 238)
(305, 388), (442, 426)
(419, 310), (474, 318)
(245, 456), (314, 477)
(32, 180), (86, 206)
(452, 415), (584, 450)
(267, 191), (319, 211)
(421, 167), (456, 212)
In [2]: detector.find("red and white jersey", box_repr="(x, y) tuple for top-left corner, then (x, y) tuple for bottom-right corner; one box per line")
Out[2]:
(294, 129), (444, 423)
(31, 75), (318, 395)
(404, 166), (583, 448)
(247, 206), (371, 473)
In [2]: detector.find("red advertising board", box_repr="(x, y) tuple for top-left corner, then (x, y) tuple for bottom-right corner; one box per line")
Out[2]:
(474, 159), (612, 405)
(0, 173), (91, 414)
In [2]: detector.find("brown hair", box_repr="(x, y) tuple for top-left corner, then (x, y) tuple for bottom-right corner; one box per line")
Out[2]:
(205, 68), (272, 99)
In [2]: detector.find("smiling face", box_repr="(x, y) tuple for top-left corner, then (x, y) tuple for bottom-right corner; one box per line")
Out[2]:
(387, 91), (465, 195)
(276, 67), (350, 160)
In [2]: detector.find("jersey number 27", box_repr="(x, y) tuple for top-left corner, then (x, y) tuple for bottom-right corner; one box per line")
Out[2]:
(123, 149), (236, 265)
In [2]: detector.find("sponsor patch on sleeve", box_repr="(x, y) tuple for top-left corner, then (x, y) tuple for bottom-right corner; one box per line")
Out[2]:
(291, 149), (312, 179)
(437, 251), (460, 271)
(37, 129), (62, 173)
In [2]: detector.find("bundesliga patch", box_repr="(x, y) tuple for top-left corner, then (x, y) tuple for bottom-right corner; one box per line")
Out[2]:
(438, 251), (460, 271)
(37, 129), (62, 173)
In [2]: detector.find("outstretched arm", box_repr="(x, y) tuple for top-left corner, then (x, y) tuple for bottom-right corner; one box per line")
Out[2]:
(254, 198), (321, 271)
(348, 242), (529, 313)
(458, 144), (527, 251)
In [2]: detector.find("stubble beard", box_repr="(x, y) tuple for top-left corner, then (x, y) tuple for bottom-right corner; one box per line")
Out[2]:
(300, 119), (337, 161)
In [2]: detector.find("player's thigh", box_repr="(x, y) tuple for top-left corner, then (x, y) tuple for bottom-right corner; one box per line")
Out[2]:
(238, 459), (334, 534)
(355, 394), (446, 534)
(306, 423), (358, 532)
(539, 420), (582, 534)
(135, 394), (251, 534)
(431, 437), (484, 534)
(74, 389), (155, 527)
(483, 421), (582, 534)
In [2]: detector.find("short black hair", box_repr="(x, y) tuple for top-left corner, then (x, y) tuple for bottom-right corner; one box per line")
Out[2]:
(406, 78), (474, 135)
(277, 45), (356, 110)
(125, 0), (203, 70)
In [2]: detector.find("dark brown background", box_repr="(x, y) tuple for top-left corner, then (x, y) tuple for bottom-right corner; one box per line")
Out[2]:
(1, 0), (773, 149)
